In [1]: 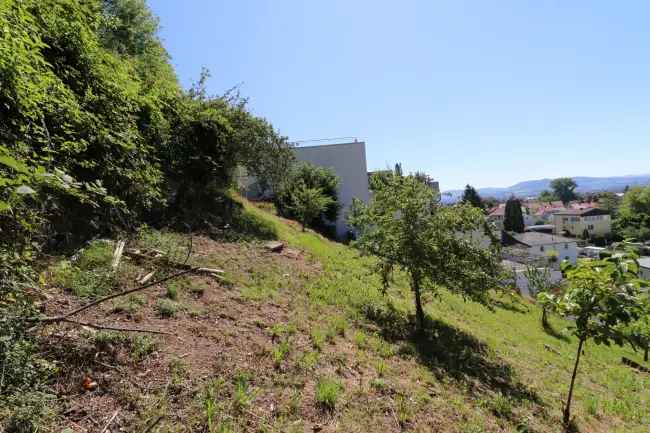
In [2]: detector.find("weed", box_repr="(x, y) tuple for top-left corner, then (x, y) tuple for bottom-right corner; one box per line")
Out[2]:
(310, 327), (325, 351)
(50, 240), (118, 298)
(326, 315), (347, 340)
(169, 357), (188, 390)
(374, 359), (388, 377)
(297, 351), (319, 370)
(353, 330), (368, 349)
(370, 378), (387, 391)
(166, 283), (179, 300)
(270, 322), (297, 340)
(584, 396), (599, 417)
(156, 298), (180, 318)
(395, 394), (414, 426)
(112, 294), (146, 314)
(369, 337), (396, 358)
(233, 372), (254, 411)
(131, 335), (157, 361)
(488, 393), (513, 418)
(94, 330), (128, 347)
(3, 391), (56, 433)
(272, 340), (292, 367)
(315, 377), (343, 411)
(190, 281), (208, 296)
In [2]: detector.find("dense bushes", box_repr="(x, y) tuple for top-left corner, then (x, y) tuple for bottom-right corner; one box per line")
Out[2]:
(0, 0), (290, 427)
(614, 186), (650, 241)
(274, 162), (340, 235)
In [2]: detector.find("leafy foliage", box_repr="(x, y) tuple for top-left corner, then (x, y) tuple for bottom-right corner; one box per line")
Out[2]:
(349, 174), (503, 330)
(462, 184), (484, 210)
(289, 185), (335, 232)
(275, 162), (340, 234)
(543, 254), (644, 424)
(614, 186), (650, 241)
(550, 177), (578, 206)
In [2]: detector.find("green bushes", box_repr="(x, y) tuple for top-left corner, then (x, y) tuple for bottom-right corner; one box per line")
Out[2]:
(275, 162), (340, 235)
(50, 240), (117, 297)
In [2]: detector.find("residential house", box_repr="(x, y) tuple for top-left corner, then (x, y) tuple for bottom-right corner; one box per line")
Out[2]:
(552, 208), (612, 238)
(639, 257), (650, 281)
(503, 232), (578, 265)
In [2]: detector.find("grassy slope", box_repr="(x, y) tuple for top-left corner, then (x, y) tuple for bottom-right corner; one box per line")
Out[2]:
(33, 199), (649, 433)
(242, 199), (650, 433)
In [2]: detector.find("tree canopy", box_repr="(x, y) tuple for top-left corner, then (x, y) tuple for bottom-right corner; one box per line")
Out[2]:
(504, 197), (525, 232)
(461, 184), (484, 209)
(349, 174), (502, 331)
(550, 177), (578, 205)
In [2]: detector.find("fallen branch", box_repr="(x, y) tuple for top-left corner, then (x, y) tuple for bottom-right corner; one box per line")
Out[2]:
(100, 409), (120, 433)
(37, 267), (197, 324)
(111, 240), (126, 271)
(64, 319), (174, 336)
(143, 415), (164, 433)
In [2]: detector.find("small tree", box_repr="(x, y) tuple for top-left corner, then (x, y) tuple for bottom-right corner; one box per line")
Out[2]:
(550, 177), (578, 206)
(539, 190), (557, 202)
(349, 175), (502, 331)
(545, 255), (643, 426)
(626, 295), (650, 362)
(462, 184), (484, 210)
(504, 197), (524, 232)
(525, 264), (554, 326)
(290, 184), (334, 232)
(275, 162), (340, 232)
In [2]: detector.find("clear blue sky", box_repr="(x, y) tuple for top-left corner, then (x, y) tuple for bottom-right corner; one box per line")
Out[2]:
(149, 1), (650, 191)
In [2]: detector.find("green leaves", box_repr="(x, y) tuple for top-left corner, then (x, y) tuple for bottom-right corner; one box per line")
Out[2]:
(349, 174), (503, 327)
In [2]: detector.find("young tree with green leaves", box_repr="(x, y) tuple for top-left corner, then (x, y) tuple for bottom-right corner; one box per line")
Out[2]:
(290, 184), (334, 232)
(541, 255), (643, 426)
(550, 177), (578, 205)
(524, 264), (554, 327)
(504, 197), (525, 232)
(462, 184), (484, 210)
(348, 175), (502, 331)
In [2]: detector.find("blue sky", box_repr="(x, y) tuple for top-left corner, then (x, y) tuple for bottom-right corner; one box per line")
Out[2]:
(149, 1), (650, 190)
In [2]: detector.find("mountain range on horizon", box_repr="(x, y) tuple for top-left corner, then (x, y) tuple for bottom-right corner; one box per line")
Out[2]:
(442, 173), (650, 203)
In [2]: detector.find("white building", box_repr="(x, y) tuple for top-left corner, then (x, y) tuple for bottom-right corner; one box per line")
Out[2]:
(640, 257), (650, 281)
(293, 141), (371, 238)
(505, 232), (578, 265)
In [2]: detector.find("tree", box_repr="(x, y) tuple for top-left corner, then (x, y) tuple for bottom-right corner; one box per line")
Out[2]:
(462, 185), (484, 209)
(504, 197), (525, 232)
(275, 162), (340, 233)
(394, 163), (403, 177)
(550, 178), (578, 205)
(348, 175), (502, 331)
(538, 190), (557, 203)
(614, 186), (650, 241)
(544, 255), (643, 426)
(525, 264), (554, 327)
(290, 184), (334, 232)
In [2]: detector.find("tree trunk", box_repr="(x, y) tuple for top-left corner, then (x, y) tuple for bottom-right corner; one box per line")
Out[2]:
(564, 337), (585, 426)
(644, 345), (648, 363)
(411, 274), (425, 332)
(541, 308), (548, 328)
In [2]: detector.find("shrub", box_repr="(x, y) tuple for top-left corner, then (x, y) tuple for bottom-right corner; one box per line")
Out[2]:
(310, 328), (326, 351)
(131, 335), (157, 361)
(275, 162), (340, 234)
(315, 377), (343, 410)
(156, 298), (180, 318)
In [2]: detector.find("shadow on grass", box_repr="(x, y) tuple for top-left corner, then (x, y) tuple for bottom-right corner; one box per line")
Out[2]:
(542, 320), (571, 343)
(364, 302), (544, 407)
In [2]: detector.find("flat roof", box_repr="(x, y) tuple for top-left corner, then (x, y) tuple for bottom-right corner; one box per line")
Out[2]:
(511, 232), (576, 247)
(639, 257), (650, 269)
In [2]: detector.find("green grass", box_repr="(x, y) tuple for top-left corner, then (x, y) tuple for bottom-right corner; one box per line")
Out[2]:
(241, 197), (650, 433)
(315, 377), (343, 410)
(156, 298), (181, 318)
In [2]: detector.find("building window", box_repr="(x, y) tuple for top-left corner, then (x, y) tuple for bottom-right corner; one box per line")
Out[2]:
(588, 225), (594, 230)
(564, 243), (568, 249)
(540, 245), (545, 252)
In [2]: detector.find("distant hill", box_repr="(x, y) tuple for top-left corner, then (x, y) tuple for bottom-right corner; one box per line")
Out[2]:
(443, 174), (650, 203)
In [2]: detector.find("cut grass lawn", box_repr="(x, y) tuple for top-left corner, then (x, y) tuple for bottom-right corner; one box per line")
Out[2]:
(33, 196), (649, 433)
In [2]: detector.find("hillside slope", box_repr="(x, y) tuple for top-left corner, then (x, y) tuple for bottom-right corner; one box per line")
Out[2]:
(24, 199), (649, 433)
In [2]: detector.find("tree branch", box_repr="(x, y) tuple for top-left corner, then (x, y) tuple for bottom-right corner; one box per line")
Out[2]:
(62, 318), (174, 336)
